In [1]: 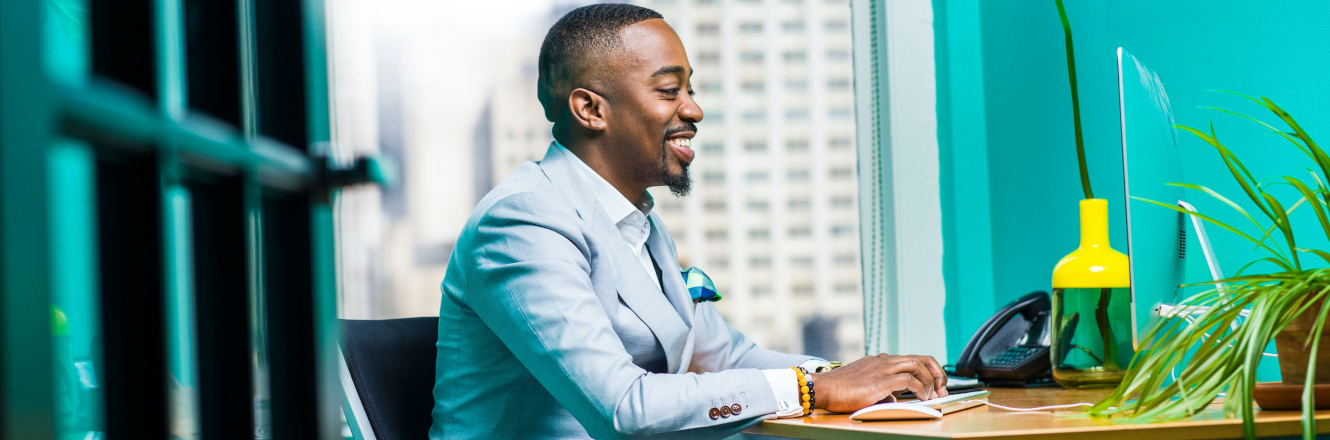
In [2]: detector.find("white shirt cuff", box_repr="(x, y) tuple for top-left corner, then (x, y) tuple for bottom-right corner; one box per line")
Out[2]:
(761, 368), (805, 418)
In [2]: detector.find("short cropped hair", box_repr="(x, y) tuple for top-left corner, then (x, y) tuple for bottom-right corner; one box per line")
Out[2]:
(537, 4), (663, 122)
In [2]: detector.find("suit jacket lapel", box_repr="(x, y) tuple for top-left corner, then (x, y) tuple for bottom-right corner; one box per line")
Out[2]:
(645, 215), (699, 373)
(536, 144), (691, 373)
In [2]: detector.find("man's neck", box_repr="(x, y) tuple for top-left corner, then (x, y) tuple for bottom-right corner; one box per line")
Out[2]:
(563, 141), (651, 207)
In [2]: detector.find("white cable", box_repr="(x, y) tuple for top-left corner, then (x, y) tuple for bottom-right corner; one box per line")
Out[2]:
(968, 400), (1097, 412)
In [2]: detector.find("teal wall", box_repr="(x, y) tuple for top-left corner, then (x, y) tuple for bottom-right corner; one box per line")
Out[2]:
(937, 0), (1330, 376)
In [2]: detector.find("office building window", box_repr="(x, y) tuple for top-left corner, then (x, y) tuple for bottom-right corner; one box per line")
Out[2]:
(789, 226), (812, 237)
(828, 78), (852, 90)
(701, 142), (723, 153)
(831, 224), (857, 237)
(742, 80), (765, 93)
(743, 110), (766, 122)
(745, 141), (767, 152)
(703, 171), (725, 183)
(787, 169), (810, 181)
(830, 137), (854, 149)
(830, 107), (854, 120)
(706, 229), (728, 241)
(826, 49), (851, 62)
(829, 167), (854, 179)
(740, 22), (763, 33)
(835, 283), (859, 294)
(834, 253), (857, 264)
(793, 284), (815, 296)
(787, 139), (810, 151)
(788, 199), (811, 210)
(783, 50), (807, 63)
(697, 22), (720, 35)
(785, 79), (808, 92)
(740, 51), (764, 63)
(705, 200), (727, 211)
(752, 285), (773, 296)
(748, 228), (771, 239)
(782, 21), (805, 32)
(747, 200), (770, 212)
(831, 196), (855, 208)
(697, 52), (720, 63)
(825, 20), (849, 32)
(785, 109), (810, 121)
(745, 171), (769, 183)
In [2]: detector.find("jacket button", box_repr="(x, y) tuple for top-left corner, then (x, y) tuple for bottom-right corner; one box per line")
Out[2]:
(731, 403), (742, 415)
(720, 405), (732, 417)
(709, 407), (721, 420)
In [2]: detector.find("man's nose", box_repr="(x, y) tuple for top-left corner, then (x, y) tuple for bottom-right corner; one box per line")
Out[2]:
(680, 94), (703, 123)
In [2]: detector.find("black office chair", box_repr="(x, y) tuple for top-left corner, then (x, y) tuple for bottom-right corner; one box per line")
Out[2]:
(340, 317), (439, 440)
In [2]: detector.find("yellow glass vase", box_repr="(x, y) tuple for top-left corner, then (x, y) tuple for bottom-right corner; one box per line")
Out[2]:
(1050, 199), (1133, 389)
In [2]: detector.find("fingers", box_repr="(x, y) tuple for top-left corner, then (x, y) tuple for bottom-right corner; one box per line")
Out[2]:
(917, 356), (949, 397)
(883, 373), (928, 399)
(884, 357), (936, 400)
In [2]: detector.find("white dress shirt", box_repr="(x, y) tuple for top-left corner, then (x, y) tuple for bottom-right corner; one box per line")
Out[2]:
(555, 143), (825, 418)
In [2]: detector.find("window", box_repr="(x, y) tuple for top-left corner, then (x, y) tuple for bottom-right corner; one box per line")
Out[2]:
(788, 199), (812, 210)
(705, 200), (727, 211)
(697, 52), (720, 63)
(792, 256), (814, 266)
(785, 79), (808, 92)
(825, 20), (849, 32)
(745, 141), (767, 152)
(782, 21), (805, 32)
(748, 228), (771, 239)
(834, 254), (857, 264)
(743, 110), (766, 122)
(835, 283), (859, 294)
(697, 22), (720, 35)
(752, 285), (773, 295)
(828, 78), (851, 90)
(829, 167), (854, 179)
(787, 169), (810, 181)
(783, 51), (807, 63)
(830, 107), (854, 120)
(787, 139), (810, 151)
(703, 171), (725, 183)
(830, 137), (854, 149)
(740, 51), (764, 63)
(706, 229), (728, 240)
(789, 226), (812, 237)
(793, 284), (815, 296)
(786, 109), (810, 121)
(696, 81), (721, 93)
(745, 171), (769, 183)
(742, 80), (765, 93)
(747, 200), (770, 212)
(701, 143), (723, 153)
(826, 49), (851, 62)
(831, 196), (855, 207)
(740, 22), (763, 33)
(832, 225), (857, 237)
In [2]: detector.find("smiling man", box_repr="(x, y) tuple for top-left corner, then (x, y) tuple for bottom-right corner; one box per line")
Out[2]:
(430, 4), (947, 439)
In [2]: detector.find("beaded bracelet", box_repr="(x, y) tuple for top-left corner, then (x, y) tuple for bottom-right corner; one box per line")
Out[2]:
(790, 366), (816, 416)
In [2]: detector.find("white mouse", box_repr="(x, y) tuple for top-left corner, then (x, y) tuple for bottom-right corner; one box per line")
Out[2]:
(849, 403), (943, 421)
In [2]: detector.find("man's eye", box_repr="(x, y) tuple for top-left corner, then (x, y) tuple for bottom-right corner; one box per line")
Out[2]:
(687, 89), (697, 97)
(662, 88), (682, 95)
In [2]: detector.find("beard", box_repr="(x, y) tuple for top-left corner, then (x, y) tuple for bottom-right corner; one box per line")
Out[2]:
(659, 140), (692, 197)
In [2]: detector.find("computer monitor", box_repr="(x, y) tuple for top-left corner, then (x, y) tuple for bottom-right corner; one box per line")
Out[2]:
(1117, 48), (1187, 349)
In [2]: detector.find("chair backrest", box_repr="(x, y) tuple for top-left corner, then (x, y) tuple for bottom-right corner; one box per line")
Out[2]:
(340, 317), (439, 440)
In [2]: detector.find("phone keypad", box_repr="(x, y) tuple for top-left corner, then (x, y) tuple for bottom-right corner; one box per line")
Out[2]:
(989, 346), (1038, 366)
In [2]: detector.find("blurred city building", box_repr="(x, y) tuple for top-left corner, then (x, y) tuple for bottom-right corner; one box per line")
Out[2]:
(327, 0), (863, 362)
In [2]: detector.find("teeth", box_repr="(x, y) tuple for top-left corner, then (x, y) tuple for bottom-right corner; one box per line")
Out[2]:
(670, 138), (692, 149)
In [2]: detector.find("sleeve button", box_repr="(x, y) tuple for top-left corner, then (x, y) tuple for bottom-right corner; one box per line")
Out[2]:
(709, 407), (721, 419)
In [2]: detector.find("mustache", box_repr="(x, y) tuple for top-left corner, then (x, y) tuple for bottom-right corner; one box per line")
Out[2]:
(663, 122), (698, 139)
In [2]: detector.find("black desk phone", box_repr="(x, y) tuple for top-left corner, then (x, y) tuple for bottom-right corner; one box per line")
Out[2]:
(952, 291), (1052, 385)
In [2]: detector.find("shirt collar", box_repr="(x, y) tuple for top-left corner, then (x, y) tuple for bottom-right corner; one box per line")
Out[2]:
(554, 141), (654, 223)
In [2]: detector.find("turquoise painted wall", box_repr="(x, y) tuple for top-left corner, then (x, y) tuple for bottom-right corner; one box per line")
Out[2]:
(937, 0), (1330, 378)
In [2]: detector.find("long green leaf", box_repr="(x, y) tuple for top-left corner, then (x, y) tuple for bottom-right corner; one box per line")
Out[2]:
(1133, 197), (1292, 268)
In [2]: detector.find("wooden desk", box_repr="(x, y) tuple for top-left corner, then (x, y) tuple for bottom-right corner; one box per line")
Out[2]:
(743, 387), (1330, 439)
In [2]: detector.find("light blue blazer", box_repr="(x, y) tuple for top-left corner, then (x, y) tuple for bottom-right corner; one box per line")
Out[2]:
(430, 144), (817, 439)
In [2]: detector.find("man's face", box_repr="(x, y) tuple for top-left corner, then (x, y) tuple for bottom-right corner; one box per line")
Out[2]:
(599, 19), (703, 196)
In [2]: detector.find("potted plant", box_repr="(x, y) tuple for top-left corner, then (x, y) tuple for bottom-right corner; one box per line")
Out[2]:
(1088, 94), (1330, 440)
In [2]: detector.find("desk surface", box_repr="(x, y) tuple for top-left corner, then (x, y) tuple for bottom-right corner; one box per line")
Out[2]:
(744, 387), (1330, 439)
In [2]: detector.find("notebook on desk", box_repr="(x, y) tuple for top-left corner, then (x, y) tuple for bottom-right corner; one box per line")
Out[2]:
(849, 390), (990, 421)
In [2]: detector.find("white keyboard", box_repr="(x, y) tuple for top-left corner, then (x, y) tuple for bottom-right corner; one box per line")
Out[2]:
(907, 390), (991, 409)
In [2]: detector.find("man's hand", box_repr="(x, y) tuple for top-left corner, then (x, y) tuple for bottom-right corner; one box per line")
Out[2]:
(810, 354), (948, 413)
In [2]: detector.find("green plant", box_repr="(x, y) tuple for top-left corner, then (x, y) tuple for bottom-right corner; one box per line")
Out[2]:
(1055, 0), (1092, 199)
(1087, 94), (1330, 440)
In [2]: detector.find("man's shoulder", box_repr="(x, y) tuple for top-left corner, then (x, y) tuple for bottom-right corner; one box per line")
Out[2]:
(466, 161), (581, 232)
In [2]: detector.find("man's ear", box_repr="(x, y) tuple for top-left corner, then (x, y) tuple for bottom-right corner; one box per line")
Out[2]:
(568, 88), (609, 132)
